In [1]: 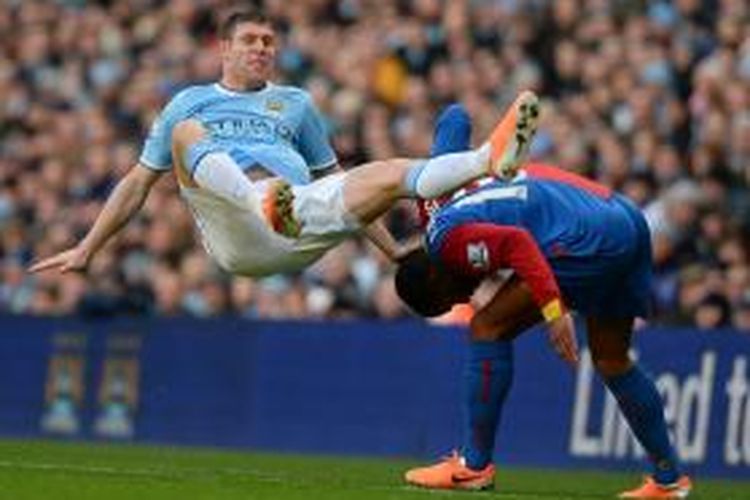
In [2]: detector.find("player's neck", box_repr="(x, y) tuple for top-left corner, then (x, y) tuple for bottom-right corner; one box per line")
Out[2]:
(219, 76), (268, 93)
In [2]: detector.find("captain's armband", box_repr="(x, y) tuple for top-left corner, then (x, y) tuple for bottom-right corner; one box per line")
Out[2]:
(542, 298), (564, 323)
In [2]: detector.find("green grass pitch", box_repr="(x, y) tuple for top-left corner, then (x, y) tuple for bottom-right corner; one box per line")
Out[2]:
(0, 440), (747, 499)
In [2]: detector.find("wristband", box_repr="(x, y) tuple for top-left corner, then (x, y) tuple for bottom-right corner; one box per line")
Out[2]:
(542, 298), (564, 323)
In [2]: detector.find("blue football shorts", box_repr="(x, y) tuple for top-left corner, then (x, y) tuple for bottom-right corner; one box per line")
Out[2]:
(552, 195), (653, 319)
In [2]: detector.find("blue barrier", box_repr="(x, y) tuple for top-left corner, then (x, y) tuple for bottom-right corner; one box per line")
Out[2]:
(0, 316), (748, 479)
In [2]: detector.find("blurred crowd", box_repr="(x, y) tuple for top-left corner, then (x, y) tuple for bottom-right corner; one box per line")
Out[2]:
(0, 0), (748, 329)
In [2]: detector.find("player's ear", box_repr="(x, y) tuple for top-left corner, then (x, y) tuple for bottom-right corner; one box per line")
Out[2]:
(219, 38), (231, 58)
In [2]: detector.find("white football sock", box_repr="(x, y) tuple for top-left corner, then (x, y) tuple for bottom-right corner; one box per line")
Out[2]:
(404, 144), (490, 198)
(191, 151), (259, 211)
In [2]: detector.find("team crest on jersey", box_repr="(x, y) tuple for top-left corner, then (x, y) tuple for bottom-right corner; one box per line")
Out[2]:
(467, 241), (490, 271)
(266, 99), (284, 112)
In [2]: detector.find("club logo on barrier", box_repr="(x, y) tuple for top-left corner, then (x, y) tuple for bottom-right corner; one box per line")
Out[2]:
(41, 333), (86, 436)
(94, 334), (142, 439)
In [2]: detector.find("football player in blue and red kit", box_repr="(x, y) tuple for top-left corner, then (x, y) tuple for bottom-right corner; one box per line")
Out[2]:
(396, 104), (691, 498)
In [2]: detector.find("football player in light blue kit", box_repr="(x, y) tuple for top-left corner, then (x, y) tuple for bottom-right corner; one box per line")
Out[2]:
(140, 46), (337, 187)
(30, 8), (540, 277)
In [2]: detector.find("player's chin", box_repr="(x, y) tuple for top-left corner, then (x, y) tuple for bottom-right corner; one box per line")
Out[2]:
(246, 62), (272, 78)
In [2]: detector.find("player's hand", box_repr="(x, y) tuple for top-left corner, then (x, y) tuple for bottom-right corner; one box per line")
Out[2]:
(28, 246), (92, 274)
(547, 313), (579, 366)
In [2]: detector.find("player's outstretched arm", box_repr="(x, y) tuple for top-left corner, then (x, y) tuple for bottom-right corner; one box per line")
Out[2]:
(29, 164), (163, 274)
(363, 219), (402, 262)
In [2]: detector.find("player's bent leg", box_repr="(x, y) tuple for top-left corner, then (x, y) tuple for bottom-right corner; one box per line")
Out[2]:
(588, 317), (689, 497)
(431, 103), (472, 156)
(461, 276), (539, 471)
(408, 91), (540, 195)
(172, 119), (208, 187)
(405, 278), (539, 490)
(341, 153), (493, 224)
(340, 159), (412, 223)
(471, 276), (541, 342)
(171, 119), (260, 212)
(343, 92), (541, 225)
(403, 99), (538, 493)
(586, 317), (633, 377)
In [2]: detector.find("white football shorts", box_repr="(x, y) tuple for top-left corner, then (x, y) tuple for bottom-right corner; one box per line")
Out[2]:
(181, 172), (360, 276)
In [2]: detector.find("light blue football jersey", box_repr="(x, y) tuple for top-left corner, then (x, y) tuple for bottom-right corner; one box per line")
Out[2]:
(139, 82), (337, 185)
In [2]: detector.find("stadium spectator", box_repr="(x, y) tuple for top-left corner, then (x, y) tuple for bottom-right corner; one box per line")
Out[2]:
(27, 4), (531, 301)
(0, 0), (747, 327)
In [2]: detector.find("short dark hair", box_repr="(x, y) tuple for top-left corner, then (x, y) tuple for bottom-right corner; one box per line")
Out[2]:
(219, 8), (273, 40)
(395, 248), (480, 318)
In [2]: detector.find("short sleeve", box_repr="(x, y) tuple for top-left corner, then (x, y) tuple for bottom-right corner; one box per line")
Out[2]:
(296, 94), (337, 171)
(138, 89), (194, 171)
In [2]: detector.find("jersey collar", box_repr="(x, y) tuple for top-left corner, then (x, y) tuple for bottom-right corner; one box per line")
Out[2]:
(214, 81), (274, 96)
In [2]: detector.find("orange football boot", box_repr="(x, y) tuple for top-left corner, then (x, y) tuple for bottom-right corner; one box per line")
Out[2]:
(404, 451), (495, 491)
(619, 475), (693, 499)
(262, 180), (301, 238)
(486, 90), (540, 179)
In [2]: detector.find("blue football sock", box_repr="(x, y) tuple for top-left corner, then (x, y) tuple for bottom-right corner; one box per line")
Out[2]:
(402, 102), (472, 196)
(463, 340), (513, 470)
(431, 104), (472, 156)
(434, 111), (505, 471)
(400, 104), (486, 198)
(604, 365), (681, 484)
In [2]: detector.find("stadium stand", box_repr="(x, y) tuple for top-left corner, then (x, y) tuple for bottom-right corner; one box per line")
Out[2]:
(0, 0), (747, 328)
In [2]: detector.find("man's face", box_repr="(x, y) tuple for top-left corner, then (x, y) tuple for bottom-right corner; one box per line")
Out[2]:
(221, 21), (276, 83)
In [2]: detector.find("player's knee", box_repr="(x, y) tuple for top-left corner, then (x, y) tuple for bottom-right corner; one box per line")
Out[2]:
(592, 357), (633, 378)
(210, 250), (245, 275)
(375, 159), (411, 192)
(437, 104), (470, 128)
(172, 119), (207, 148)
(470, 313), (509, 341)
